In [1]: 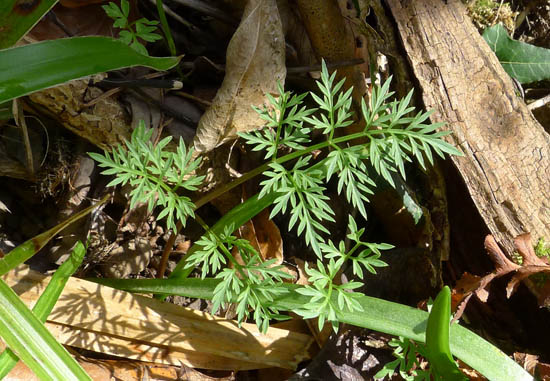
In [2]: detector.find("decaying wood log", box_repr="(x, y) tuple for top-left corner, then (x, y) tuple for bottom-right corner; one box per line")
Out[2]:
(386, 0), (550, 255)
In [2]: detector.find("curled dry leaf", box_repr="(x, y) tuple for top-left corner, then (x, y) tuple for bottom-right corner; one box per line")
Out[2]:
(453, 234), (550, 321)
(233, 206), (283, 265)
(193, 0), (286, 152)
(514, 352), (550, 380)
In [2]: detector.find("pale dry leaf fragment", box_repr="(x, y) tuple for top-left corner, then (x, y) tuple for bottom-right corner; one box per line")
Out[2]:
(193, 0), (286, 152)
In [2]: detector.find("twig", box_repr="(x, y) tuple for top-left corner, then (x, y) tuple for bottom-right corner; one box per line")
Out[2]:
(12, 100), (34, 176)
(169, 0), (238, 26)
(150, 0), (193, 29)
(527, 93), (550, 110)
(285, 58), (364, 74)
(173, 91), (212, 107)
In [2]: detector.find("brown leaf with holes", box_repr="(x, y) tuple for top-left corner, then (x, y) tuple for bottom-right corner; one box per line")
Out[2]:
(507, 233), (550, 299)
(453, 234), (550, 321)
(193, 0), (286, 152)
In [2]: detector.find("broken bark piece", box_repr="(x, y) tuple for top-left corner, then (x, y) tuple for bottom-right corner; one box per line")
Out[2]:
(2, 266), (313, 370)
(27, 76), (132, 150)
(386, 0), (550, 255)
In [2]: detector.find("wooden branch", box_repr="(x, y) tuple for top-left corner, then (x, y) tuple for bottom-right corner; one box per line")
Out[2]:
(2, 267), (313, 370)
(386, 0), (550, 254)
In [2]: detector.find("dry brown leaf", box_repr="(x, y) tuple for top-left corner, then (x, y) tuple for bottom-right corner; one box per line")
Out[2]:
(537, 362), (550, 380)
(484, 234), (521, 274)
(236, 207), (283, 263)
(29, 2), (121, 41)
(193, 0), (286, 152)
(514, 352), (539, 377)
(453, 234), (550, 320)
(515, 233), (549, 267)
(27, 76), (132, 150)
(513, 352), (550, 380)
(1, 355), (224, 381)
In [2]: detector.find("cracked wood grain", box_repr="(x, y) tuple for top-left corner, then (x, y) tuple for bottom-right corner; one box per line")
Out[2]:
(386, 0), (550, 254)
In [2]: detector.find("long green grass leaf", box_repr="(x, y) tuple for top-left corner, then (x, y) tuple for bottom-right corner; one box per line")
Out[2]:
(0, 36), (181, 103)
(0, 277), (91, 380)
(0, 241), (86, 378)
(0, 0), (58, 49)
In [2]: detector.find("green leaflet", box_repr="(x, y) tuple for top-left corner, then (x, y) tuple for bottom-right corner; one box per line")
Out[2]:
(483, 23), (550, 84)
(0, 242), (87, 379)
(0, 36), (181, 104)
(0, 0), (58, 49)
(425, 286), (467, 381)
(169, 191), (280, 280)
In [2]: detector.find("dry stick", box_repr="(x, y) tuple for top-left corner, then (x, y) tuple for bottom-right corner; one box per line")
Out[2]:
(173, 91), (212, 107)
(169, 0), (238, 26)
(286, 58), (364, 74)
(528, 92), (550, 111)
(12, 100), (34, 176)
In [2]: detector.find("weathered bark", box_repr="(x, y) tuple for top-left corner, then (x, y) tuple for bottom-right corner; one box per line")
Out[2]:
(386, 0), (550, 255)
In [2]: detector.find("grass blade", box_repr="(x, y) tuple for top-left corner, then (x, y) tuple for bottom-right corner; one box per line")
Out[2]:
(0, 241), (87, 378)
(0, 0), (58, 49)
(0, 277), (91, 380)
(0, 36), (181, 103)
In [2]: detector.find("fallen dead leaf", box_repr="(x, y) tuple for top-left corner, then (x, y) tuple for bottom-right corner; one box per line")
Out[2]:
(193, 0), (286, 152)
(453, 234), (550, 321)
(234, 206), (283, 264)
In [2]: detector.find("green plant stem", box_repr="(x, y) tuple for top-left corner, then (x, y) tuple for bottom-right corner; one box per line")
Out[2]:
(160, 130), (367, 277)
(161, 123), (436, 278)
(272, 98), (287, 161)
(170, 192), (279, 280)
(155, 0), (184, 80)
(194, 131), (366, 209)
(85, 276), (532, 381)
